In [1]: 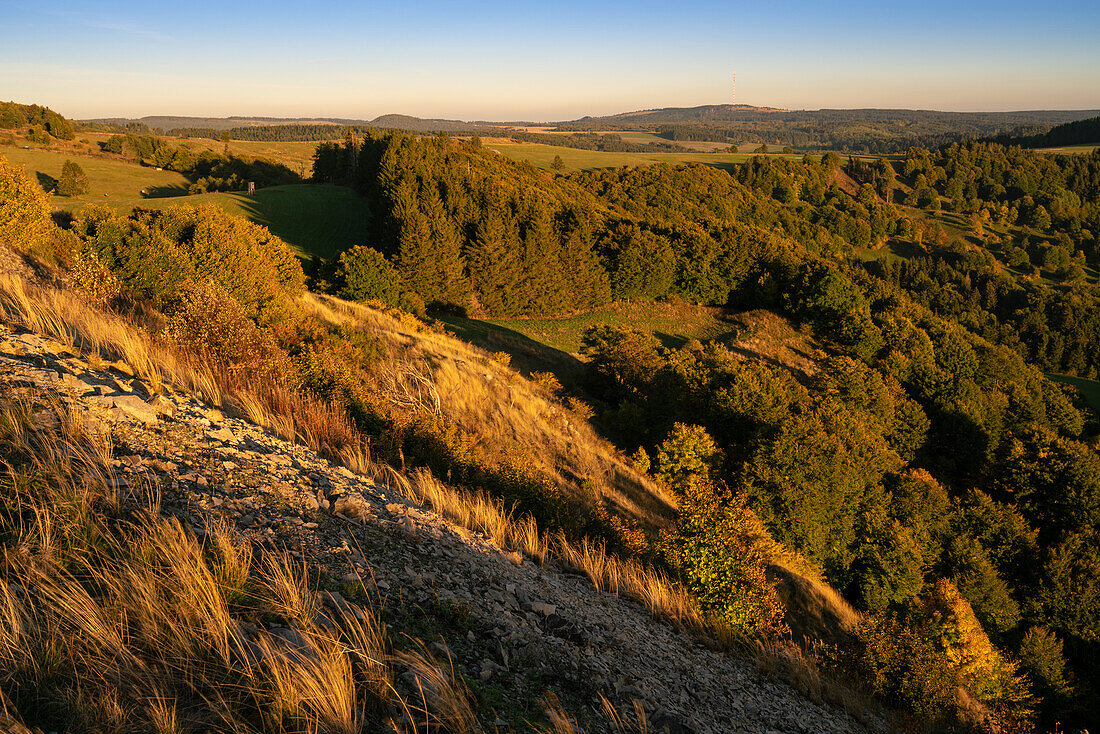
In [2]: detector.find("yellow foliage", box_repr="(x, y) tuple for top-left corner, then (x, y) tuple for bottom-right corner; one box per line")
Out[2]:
(0, 154), (52, 253)
(921, 580), (1032, 710)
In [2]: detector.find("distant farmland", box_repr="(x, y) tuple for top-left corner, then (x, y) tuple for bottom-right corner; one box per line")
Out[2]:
(481, 137), (805, 172)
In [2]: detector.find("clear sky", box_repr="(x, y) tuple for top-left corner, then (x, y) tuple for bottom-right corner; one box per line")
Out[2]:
(2, 0), (1098, 121)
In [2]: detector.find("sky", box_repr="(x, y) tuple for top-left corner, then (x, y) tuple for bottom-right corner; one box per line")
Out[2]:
(2, 0), (1099, 121)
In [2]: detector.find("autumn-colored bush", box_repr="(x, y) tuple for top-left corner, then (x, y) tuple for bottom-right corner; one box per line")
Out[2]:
(0, 155), (52, 252)
(165, 280), (294, 383)
(661, 483), (789, 640)
(73, 203), (305, 321)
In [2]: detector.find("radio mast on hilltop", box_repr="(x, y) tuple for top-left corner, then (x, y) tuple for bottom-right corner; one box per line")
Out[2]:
(732, 71), (736, 106)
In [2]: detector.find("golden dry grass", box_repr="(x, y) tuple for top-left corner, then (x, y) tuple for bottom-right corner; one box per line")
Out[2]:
(303, 294), (677, 530)
(0, 396), (490, 734)
(0, 268), (370, 469)
(0, 256), (869, 729)
(393, 466), (706, 636)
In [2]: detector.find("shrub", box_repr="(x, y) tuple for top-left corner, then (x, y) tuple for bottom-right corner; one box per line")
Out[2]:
(75, 204), (306, 321)
(853, 615), (959, 723)
(661, 484), (788, 639)
(166, 280), (293, 382)
(335, 245), (401, 307)
(919, 579), (1032, 712)
(655, 422), (720, 497)
(0, 155), (52, 252)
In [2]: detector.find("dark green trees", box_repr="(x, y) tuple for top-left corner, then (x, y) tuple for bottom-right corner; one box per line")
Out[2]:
(336, 245), (401, 306)
(56, 160), (89, 196)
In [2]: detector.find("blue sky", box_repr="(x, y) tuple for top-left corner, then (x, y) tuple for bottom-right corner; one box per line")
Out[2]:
(2, 0), (1098, 120)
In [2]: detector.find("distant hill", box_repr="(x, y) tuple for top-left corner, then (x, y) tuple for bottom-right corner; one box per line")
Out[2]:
(85, 115), (369, 131)
(85, 113), (478, 134)
(367, 113), (474, 132)
(989, 114), (1100, 148)
(82, 105), (1100, 153)
(553, 104), (1100, 153)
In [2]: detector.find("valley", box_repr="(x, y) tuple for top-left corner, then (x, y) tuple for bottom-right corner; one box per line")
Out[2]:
(1, 89), (1100, 733)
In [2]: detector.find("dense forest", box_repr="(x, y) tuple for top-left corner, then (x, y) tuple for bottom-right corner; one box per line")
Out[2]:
(168, 123), (370, 142)
(990, 115), (1100, 149)
(310, 129), (1100, 729)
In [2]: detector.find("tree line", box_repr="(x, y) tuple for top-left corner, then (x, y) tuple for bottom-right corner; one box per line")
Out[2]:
(0, 101), (75, 142)
(988, 115), (1100, 149)
(99, 132), (300, 193)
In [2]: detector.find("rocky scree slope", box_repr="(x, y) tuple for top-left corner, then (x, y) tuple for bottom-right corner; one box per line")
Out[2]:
(0, 316), (888, 734)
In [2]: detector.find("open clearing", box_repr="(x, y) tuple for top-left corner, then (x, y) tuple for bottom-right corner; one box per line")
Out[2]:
(1047, 373), (1100, 412)
(1038, 144), (1100, 154)
(1, 144), (368, 259)
(77, 132), (320, 174)
(1, 144), (191, 211)
(444, 300), (738, 357)
(440, 302), (821, 387)
(136, 184), (370, 260)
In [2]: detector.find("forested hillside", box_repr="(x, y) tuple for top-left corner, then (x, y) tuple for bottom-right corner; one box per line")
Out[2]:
(559, 105), (1100, 153)
(0, 101), (75, 142)
(991, 115), (1100, 149)
(312, 130), (1100, 729)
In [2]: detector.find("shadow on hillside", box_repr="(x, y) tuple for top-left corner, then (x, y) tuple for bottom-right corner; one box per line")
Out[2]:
(232, 190), (280, 234)
(35, 172), (57, 193)
(652, 330), (721, 349)
(881, 239), (927, 259)
(701, 160), (739, 174)
(438, 316), (586, 385)
(143, 184), (189, 198)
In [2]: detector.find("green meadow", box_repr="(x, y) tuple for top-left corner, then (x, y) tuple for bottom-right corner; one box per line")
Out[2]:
(0, 144), (370, 259)
(444, 300), (737, 357)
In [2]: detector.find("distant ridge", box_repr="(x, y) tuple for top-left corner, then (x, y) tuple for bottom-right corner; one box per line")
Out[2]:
(988, 114), (1100, 148)
(556, 104), (1100, 127)
(81, 105), (1100, 153)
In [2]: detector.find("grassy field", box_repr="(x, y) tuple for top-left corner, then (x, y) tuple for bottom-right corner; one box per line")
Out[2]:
(616, 131), (731, 152)
(1047, 373), (1100, 412)
(1038, 144), (1100, 154)
(442, 300), (736, 371)
(1, 143), (369, 259)
(136, 184), (371, 260)
(440, 301), (822, 389)
(482, 137), (804, 172)
(78, 132), (319, 175)
(1, 143), (191, 211)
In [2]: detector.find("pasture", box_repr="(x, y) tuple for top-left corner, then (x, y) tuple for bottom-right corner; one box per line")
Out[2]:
(445, 300), (737, 358)
(1, 143), (191, 211)
(1038, 144), (1100, 154)
(0, 143), (368, 259)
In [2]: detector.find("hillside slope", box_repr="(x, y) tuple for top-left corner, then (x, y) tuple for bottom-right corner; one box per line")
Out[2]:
(0, 259), (885, 733)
